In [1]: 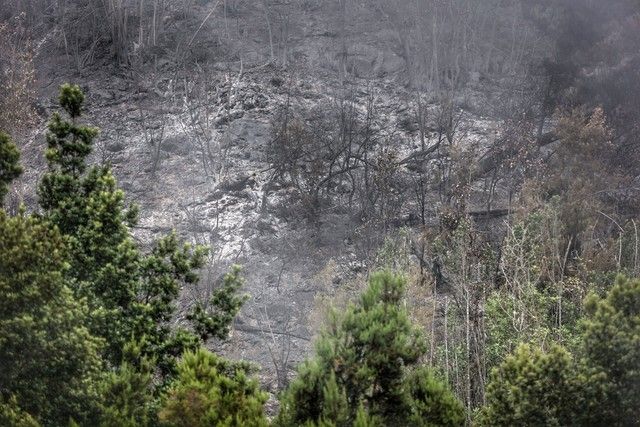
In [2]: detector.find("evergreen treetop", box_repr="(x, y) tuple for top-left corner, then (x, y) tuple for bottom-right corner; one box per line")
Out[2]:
(159, 347), (268, 427)
(276, 270), (463, 426)
(37, 84), (246, 375)
(476, 344), (583, 426)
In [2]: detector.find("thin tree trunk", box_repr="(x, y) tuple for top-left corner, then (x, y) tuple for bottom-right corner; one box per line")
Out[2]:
(430, 279), (438, 366)
(444, 295), (449, 383)
(262, 0), (274, 61)
(465, 284), (471, 422)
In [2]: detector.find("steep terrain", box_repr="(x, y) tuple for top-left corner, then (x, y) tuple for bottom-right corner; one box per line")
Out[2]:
(3, 1), (640, 422)
(13, 1), (512, 399)
(22, 72), (492, 394)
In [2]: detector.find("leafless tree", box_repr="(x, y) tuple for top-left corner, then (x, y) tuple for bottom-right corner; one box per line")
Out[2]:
(258, 305), (295, 391)
(0, 14), (36, 136)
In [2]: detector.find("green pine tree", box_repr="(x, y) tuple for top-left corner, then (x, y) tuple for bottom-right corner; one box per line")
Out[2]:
(158, 348), (268, 427)
(37, 84), (246, 374)
(477, 275), (640, 426)
(97, 340), (158, 427)
(276, 271), (464, 426)
(0, 210), (103, 426)
(406, 367), (466, 427)
(0, 83), (251, 425)
(37, 84), (141, 364)
(0, 131), (22, 204)
(581, 275), (640, 425)
(476, 344), (583, 426)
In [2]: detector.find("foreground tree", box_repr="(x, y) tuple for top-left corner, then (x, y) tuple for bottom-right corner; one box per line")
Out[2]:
(478, 275), (640, 426)
(37, 84), (246, 374)
(0, 83), (253, 425)
(0, 211), (103, 426)
(476, 344), (583, 426)
(159, 348), (268, 427)
(37, 83), (141, 364)
(276, 271), (464, 426)
(581, 275), (640, 425)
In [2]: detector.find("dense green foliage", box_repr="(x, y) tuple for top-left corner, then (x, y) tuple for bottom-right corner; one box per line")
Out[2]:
(476, 344), (583, 426)
(0, 397), (39, 427)
(96, 342), (157, 427)
(0, 211), (103, 426)
(477, 275), (640, 426)
(159, 348), (268, 427)
(581, 275), (640, 424)
(0, 131), (22, 204)
(276, 271), (464, 426)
